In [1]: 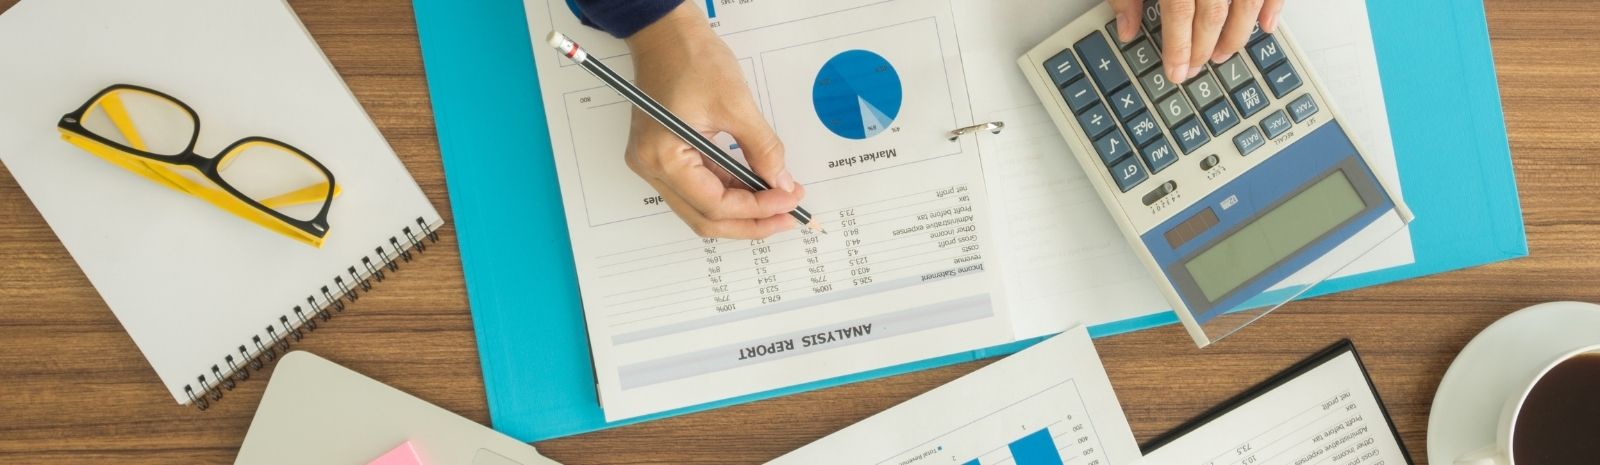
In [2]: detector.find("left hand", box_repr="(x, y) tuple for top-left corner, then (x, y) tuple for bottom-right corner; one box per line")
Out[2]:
(1109, 0), (1287, 84)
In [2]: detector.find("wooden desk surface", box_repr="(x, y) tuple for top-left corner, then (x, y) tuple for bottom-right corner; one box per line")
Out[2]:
(1, 1), (1595, 463)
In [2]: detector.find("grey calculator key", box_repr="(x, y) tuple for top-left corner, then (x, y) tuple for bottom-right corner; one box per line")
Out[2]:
(1093, 130), (1134, 166)
(1139, 68), (1177, 101)
(1062, 78), (1100, 114)
(1141, 0), (1162, 33)
(1264, 63), (1303, 97)
(1233, 127), (1266, 156)
(1173, 117), (1210, 154)
(1106, 20), (1131, 47)
(1121, 39), (1161, 76)
(1043, 50), (1085, 89)
(1107, 85), (1148, 121)
(1140, 138), (1178, 174)
(1156, 93), (1196, 128)
(1109, 154), (1149, 192)
(1077, 102), (1116, 138)
(1074, 33), (1131, 93)
(1230, 81), (1269, 118)
(1289, 94), (1320, 122)
(1215, 54), (1254, 90)
(1248, 35), (1288, 73)
(1183, 71), (1226, 111)
(1261, 110), (1292, 139)
(1201, 101), (1239, 135)
(1124, 111), (1162, 147)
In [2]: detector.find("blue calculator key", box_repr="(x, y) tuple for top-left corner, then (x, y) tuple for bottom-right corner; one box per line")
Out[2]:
(1109, 154), (1149, 192)
(1248, 23), (1267, 45)
(1061, 78), (1100, 113)
(1233, 127), (1267, 156)
(1230, 81), (1269, 118)
(1124, 111), (1162, 147)
(1248, 35), (1287, 73)
(1077, 102), (1116, 138)
(1107, 85), (1147, 121)
(1201, 101), (1239, 135)
(1261, 110), (1292, 139)
(1043, 50), (1085, 89)
(1173, 117), (1210, 154)
(1264, 63), (1303, 97)
(1093, 130), (1134, 165)
(1289, 94), (1320, 122)
(1140, 138), (1178, 173)
(1074, 32), (1131, 93)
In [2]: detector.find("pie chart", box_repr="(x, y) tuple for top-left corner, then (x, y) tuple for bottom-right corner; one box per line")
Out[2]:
(812, 50), (903, 140)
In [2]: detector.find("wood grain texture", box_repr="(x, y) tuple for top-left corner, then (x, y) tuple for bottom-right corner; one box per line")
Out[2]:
(0, 1), (1595, 464)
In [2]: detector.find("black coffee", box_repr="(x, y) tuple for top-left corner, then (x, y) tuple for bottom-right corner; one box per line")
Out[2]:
(1512, 353), (1600, 465)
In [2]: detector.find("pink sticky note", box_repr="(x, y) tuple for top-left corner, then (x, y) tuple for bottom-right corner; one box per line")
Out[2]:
(369, 441), (423, 465)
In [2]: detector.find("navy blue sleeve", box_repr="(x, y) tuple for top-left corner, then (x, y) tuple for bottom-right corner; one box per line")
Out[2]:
(570, 0), (686, 38)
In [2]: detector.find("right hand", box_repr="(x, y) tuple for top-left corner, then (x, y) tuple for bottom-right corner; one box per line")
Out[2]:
(1109, 0), (1287, 83)
(623, 3), (805, 239)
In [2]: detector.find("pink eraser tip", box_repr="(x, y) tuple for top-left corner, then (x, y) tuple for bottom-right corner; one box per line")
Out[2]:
(369, 441), (423, 465)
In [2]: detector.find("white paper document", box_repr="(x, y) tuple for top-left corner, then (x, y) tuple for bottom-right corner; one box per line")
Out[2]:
(1140, 347), (1412, 465)
(770, 326), (1140, 465)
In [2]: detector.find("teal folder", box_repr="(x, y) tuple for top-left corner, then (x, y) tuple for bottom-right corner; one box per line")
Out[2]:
(413, 0), (1525, 442)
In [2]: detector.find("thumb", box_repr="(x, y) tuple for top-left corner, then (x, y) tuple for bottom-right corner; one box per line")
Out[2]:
(726, 113), (797, 193)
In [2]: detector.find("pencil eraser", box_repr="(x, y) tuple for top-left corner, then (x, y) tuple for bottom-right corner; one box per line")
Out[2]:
(369, 441), (423, 465)
(547, 31), (566, 49)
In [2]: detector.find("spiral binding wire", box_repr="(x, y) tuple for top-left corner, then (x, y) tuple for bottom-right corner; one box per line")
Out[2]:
(183, 217), (439, 411)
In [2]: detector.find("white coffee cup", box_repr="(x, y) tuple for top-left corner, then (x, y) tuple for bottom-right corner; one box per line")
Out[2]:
(1454, 344), (1600, 465)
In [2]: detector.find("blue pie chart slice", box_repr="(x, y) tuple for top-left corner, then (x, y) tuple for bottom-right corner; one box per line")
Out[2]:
(812, 50), (903, 140)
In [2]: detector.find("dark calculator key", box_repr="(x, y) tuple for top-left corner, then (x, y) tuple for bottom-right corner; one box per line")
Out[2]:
(1124, 111), (1162, 147)
(1062, 78), (1100, 114)
(1156, 93), (1197, 128)
(1109, 154), (1149, 192)
(1077, 102), (1116, 138)
(1214, 54), (1254, 90)
(1141, 0), (1162, 33)
(1173, 117), (1210, 154)
(1248, 35), (1288, 73)
(1183, 71), (1226, 111)
(1107, 85), (1148, 121)
(1043, 50), (1086, 89)
(1201, 101), (1239, 135)
(1074, 32), (1132, 93)
(1264, 62), (1303, 97)
(1233, 127), (1266, 156)
(1231, 81), (1269, 118)
(1248, 23), (1267, 45)
(1093, 130), (1134, 165)
(1140, 137), (1178, 174)
(1289, 94), (1320, 122)
(1139, 67), (1178, 101)
(1261, 110), (1292, 139)
(1121, 39), (1161, 76)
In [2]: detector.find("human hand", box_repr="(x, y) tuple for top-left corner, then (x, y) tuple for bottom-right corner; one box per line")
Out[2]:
(1109, 0), (1286, 84)
(624, 3), (804, 239)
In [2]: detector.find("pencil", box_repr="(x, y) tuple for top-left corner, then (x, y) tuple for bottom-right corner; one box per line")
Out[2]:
(548, 31), (824, 233)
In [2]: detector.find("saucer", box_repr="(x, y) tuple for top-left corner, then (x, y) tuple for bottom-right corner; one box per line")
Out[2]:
(1427, 301), (1600, 464)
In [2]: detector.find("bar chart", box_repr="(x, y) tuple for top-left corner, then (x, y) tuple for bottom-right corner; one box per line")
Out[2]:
(875, 378), (1112, 465)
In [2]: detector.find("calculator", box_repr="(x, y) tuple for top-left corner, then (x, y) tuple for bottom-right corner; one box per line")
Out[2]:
(1018, 2), (1412, 347)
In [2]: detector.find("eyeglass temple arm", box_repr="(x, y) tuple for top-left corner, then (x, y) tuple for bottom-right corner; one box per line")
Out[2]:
(99, 92), (151, 153)
(258, 182), (342, 209)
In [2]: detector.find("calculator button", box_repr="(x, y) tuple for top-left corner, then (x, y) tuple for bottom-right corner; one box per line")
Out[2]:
(1106, 20), (1132, 47)
(1121, 39), (1161, 76)
(1107, 85), (1148, 121)
(1183, 71), (1226, 111)
(1075, 33), (1132, 93)
(1125, 111), (1162, 147)
(1214, 54), (1254, 90)
(1248, 23), (1267, 45)
(1289, 94), (1320, 122)
(1201, 101), (1239, 135)
(1233, 127), (1266, 156)
(1077, 102), (1116, 138)
(1173, 118), (1210, 154)
(1139, 68), (1178, 101)
(1140, 138), (1178, 173)
(1109, 155), (1149, 192)
(1141, 0), (1162, 33)
(1093, 130), (1134, 165)
(1230, 81), (1269, 118)
(1264, 63), (1303, 98)
(1156, 93), (1196, 128)
(1043, 50), (1086, 89)
(1061, 78), (1100, 114)
(1261, 110), (1292, 139)
(1248, 35), (1287, 73)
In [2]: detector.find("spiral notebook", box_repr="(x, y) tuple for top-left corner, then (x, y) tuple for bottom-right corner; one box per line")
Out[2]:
(0, 0), (443, 409)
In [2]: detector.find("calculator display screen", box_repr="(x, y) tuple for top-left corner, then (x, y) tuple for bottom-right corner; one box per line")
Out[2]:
(1184, 170), (1366, 302)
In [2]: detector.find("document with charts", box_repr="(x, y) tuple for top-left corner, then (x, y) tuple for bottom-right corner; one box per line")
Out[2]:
(769, 326), (1141, 465)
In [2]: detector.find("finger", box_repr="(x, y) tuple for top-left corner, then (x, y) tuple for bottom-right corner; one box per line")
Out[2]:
(1259, 0), (1286, 33)
(656, 146), (800, 220)
(1160, 0), (1195, 83)
(722, 102), (799, 194)
(1108, 0), (1143, 43)
(647, 177), (796, 239)
(1213, 0), (1264, 63)
(1187, 0), (1228, 73)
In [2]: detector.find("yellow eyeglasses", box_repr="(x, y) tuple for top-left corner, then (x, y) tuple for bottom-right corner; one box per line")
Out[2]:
(57, 84), (340, 247)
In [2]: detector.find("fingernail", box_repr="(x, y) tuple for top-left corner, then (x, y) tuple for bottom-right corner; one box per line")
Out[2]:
(777, 169), (796, 192)
(1187, 65), (1202, 79)
(1171, 63), (1189, 83)
(1114, 13), (1128, 42)
(1264, 17), (1279, 33)
(1211, 51), (1228, 64)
